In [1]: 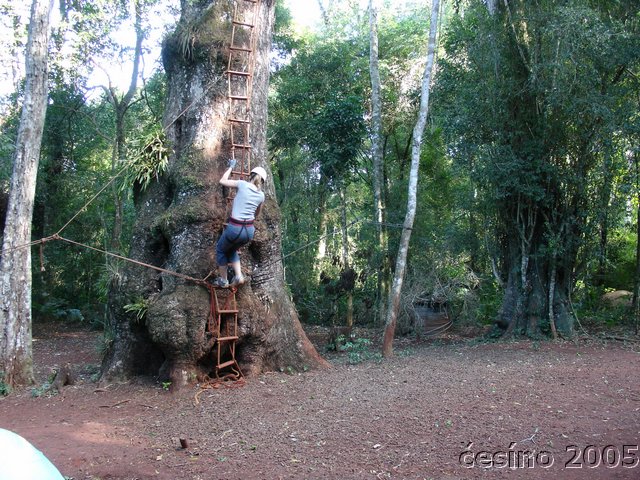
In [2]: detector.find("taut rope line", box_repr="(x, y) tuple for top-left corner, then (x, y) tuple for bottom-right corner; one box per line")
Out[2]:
(55, 234), (205, 285)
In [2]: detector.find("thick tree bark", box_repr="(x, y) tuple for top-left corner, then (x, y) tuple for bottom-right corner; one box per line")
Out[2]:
(101, 0), (328, 387)
(0, 0), (53, 387)
(496, 203), (576, 337)
(382, 0), (440, 357)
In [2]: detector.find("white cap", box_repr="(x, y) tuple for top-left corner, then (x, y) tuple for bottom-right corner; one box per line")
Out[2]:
(251, 166), (267, 182)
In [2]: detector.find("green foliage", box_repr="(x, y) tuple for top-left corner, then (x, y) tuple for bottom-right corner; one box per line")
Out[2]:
(124, 297), (149, 323)
(30, 371), (57, 398)
(0, 372), (11, 397)
(572, 282), (633, 329)
(271, 38), (367, 188)
(96, 260), (124, 303)
(31, 382), (56, 398)
(0, 104), (19, 184)
(602, 228), (637, 290)
(25, 65), (166, 329)
(273, 1), (300, 57)
(98, 323), (115, 358)
(172, 2), (229, 61)
(270, 3), (440, 327)
(433, 0), (640, 333)
(334, 335), (381, 364)
(33, 298), (85, 323)
(472, 278), (503, 325)
(123, 127), (169, 192)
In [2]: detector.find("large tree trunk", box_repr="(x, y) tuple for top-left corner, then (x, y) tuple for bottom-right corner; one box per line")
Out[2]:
(0, 0), (53, 387)
(101, 0), (327, 388)
(496, 203), (576, 337)
(382, 0), (440, 357)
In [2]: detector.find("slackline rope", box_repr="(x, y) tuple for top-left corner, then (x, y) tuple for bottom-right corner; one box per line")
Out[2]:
(5, 214), (400, 286)
(53, 234), (205, 285)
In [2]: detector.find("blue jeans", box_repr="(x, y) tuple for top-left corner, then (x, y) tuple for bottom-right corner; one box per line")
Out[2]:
(216, 224), (255, 266)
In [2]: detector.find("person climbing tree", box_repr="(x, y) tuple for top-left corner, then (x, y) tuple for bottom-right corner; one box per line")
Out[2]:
(214, 161), (267, 288)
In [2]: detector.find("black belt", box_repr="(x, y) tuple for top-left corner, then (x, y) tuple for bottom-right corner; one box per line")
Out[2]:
(228, 217), (254, 227)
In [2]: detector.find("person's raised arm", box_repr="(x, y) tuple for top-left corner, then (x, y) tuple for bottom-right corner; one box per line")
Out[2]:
(220, 159), (240, 188)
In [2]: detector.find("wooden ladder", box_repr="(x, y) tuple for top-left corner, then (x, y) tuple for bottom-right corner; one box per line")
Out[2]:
(207, 285), (243, 378)
(227, 0), (260, 180)
(206, 0), (260, 380)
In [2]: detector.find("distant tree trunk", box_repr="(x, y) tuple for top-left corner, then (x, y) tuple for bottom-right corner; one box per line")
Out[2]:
(633, 151), (640, 327)
(632, 152), (640, 312)
(548, 260), (558, 339)
(0, 0), (53, 387)
(8, 7), (24, 93)
(339, 187), (353, 329)
(317, 0), (334, 27)
(382, 0), (440, 357)
(101, 0), (328, 387)
(368, 0), (389, 325)
(485, 0), (498, 15)
(636, 197), (640, 335)
(315, 185), (328, 265)
(595, 153), (613, 287)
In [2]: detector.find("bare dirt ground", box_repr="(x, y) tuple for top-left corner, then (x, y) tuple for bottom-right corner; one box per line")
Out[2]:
(1, 321), (640, 480)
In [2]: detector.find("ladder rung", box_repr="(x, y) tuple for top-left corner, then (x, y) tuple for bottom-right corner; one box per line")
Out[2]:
(242, 0), (258, 3)
(231, 172), (250, 179)
(217, 309), (238, 314)
(217, 359), (237, 370)
(230, 46), (252, 53)
(232, 143), (251, 149)
(229, 95), (249, 100)
(226, 70), (251, 77)
(228, 118), (250, 124)
(233, 20), (255, 28)
(217, 335), (239, 342)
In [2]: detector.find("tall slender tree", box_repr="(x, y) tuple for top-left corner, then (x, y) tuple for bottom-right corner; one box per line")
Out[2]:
(368, 0), (388, 324)
(382, 0), (440, 357)
(0, 0), (54, 387)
